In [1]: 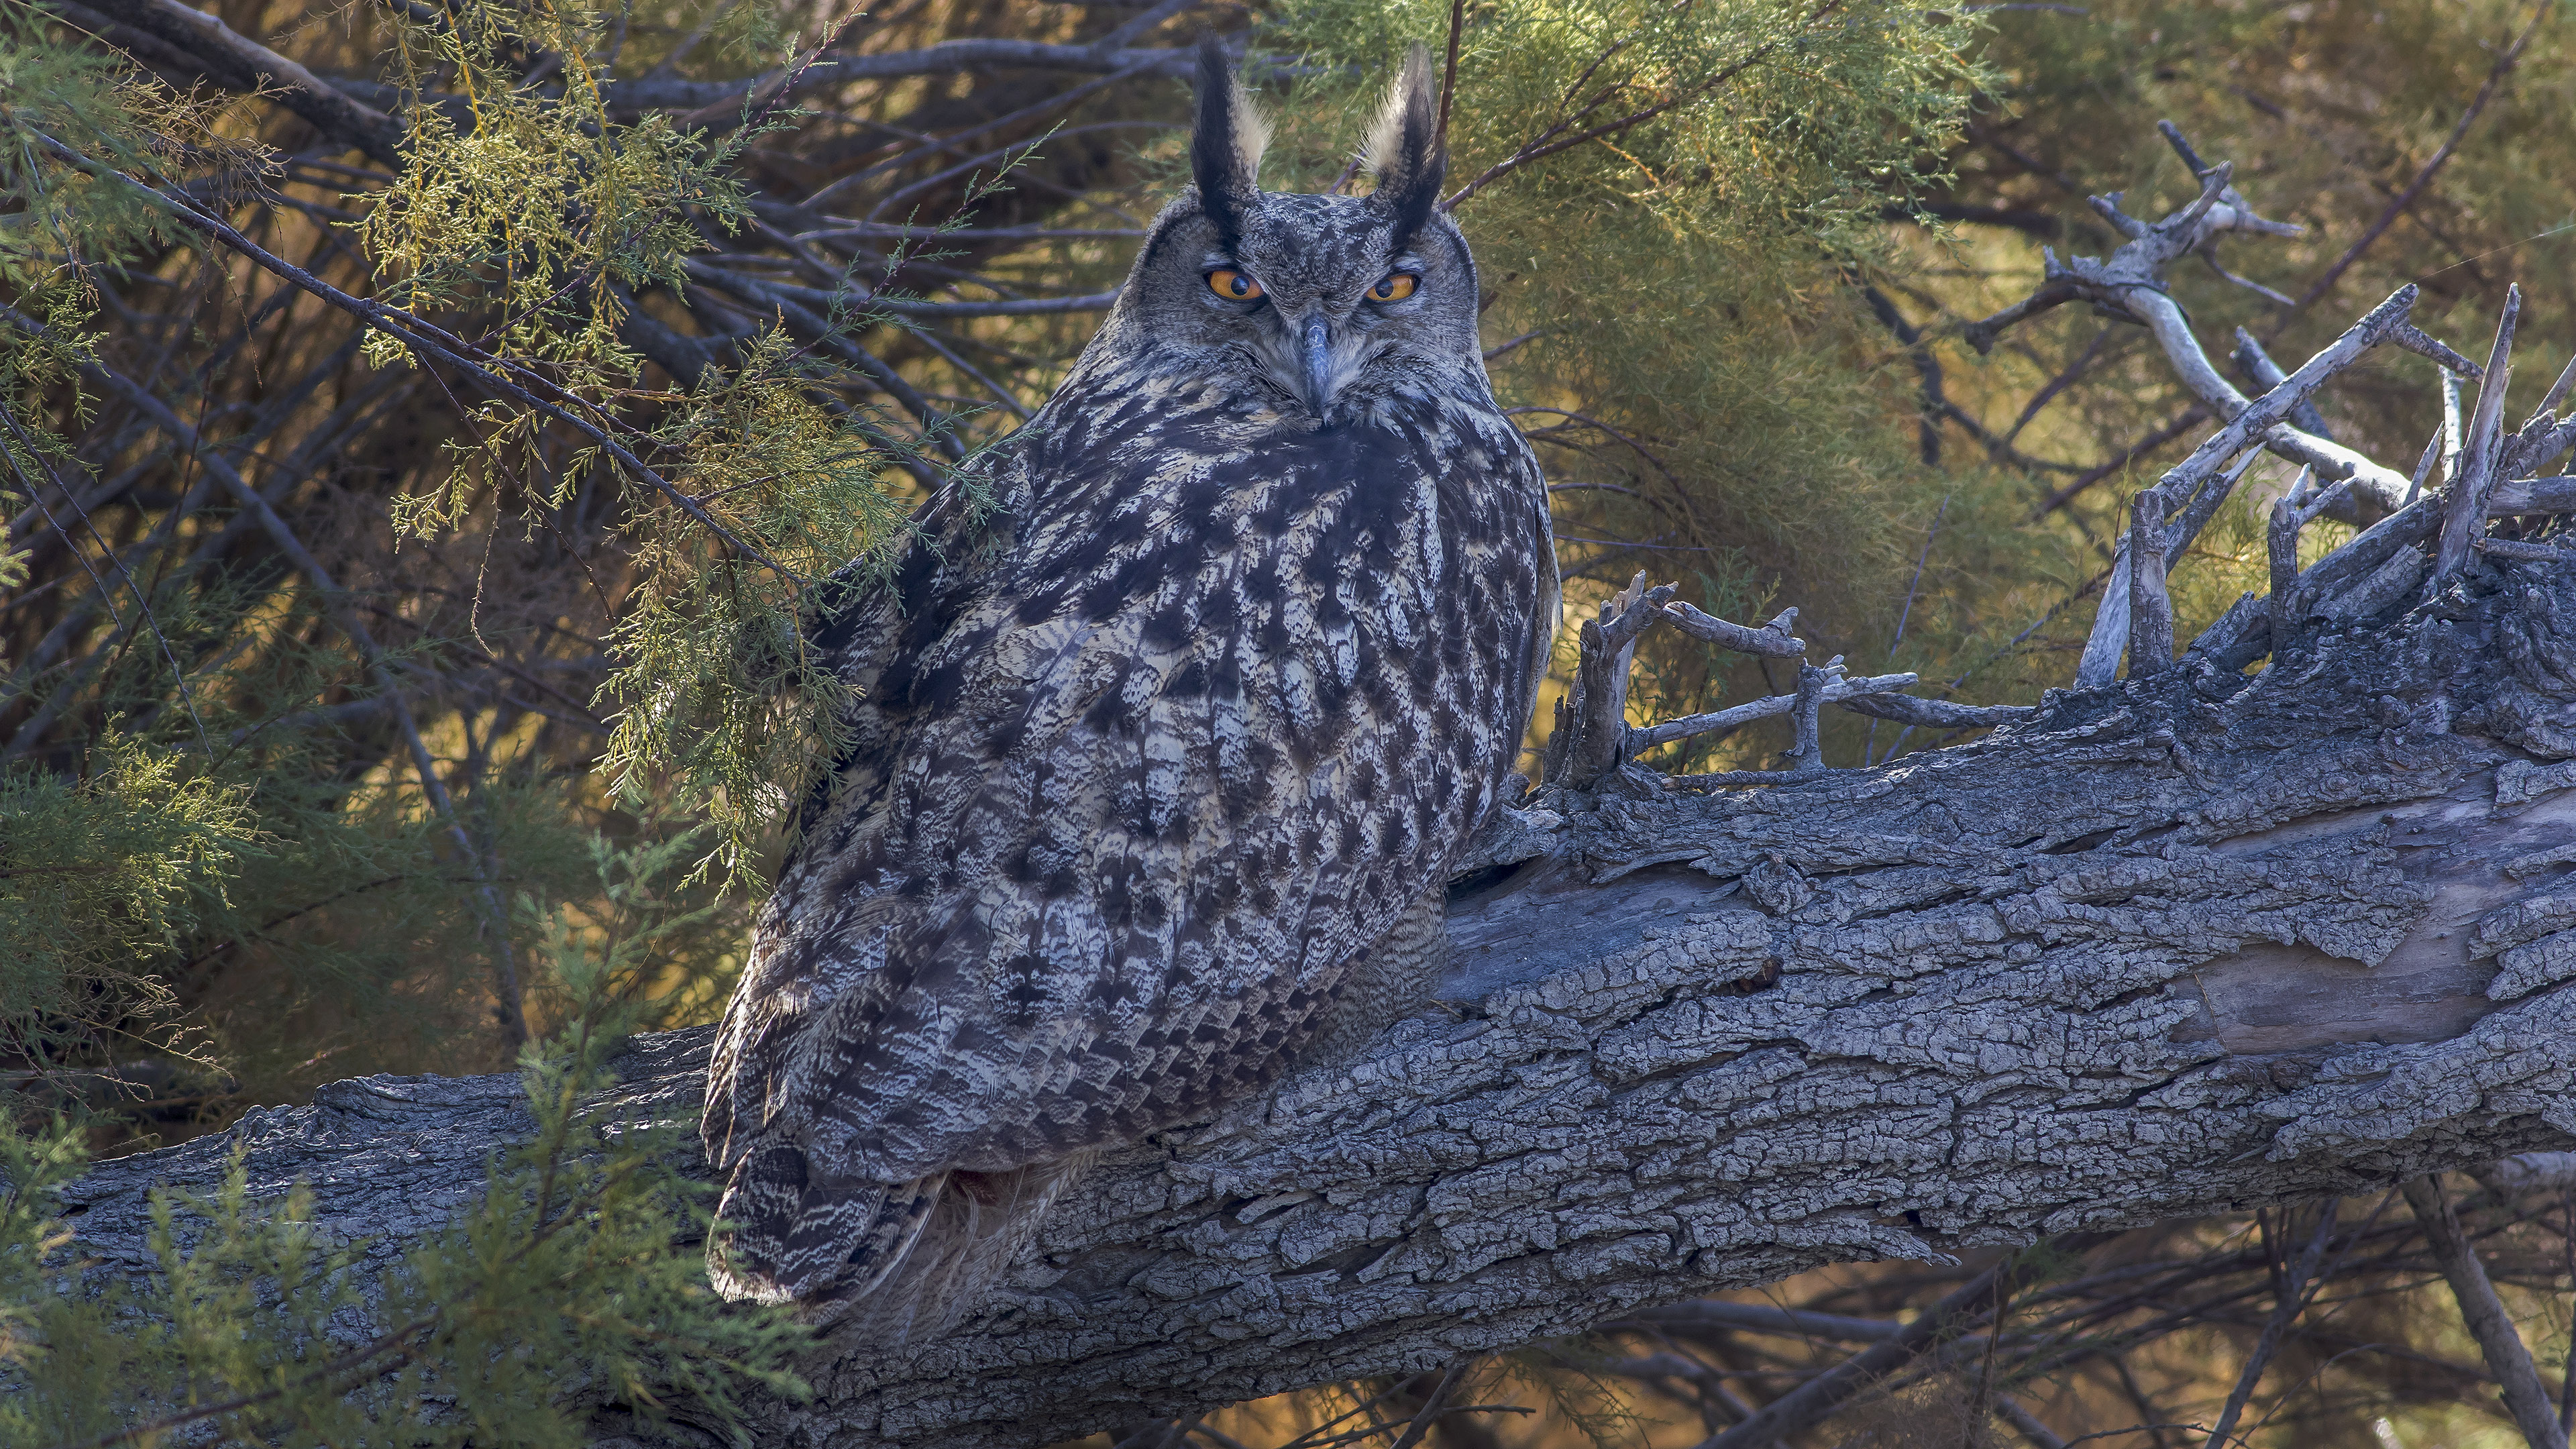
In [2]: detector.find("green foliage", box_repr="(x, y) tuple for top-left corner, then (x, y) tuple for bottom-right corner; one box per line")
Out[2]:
(592, 325), (928, 887)
(354, 0), (965, 887)
(0, 492), (23, 601)
(0, 0), (263, 392)
(513, 820), (747, 1030)
(0, 741), (256, 1070)
(1292, 0), (1980, 537)
(0, 564), (756, 1102)
(362, 4), (745, 379)
(0, 0), (924, 1108)
(0, 902), (808, 1446)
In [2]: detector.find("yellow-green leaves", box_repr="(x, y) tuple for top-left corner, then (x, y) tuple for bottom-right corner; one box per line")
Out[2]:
(358, 4), (934, 889)
(0, 0), (269, 405)
(0, 957), (808, 1445)
(0, 741), (258, 1070)
(361, 0), (749, 380)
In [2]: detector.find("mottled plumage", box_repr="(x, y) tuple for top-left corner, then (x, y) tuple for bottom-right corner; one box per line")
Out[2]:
(703, 39), (1556, 1332)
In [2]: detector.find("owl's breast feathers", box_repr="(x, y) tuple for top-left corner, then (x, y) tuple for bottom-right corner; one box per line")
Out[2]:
(706, 368), (1551, 1208)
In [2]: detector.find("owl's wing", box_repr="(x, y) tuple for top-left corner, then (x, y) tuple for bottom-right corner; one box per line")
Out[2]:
(706, 385), (1550, 1293)
(701, 451), (1022, 1179)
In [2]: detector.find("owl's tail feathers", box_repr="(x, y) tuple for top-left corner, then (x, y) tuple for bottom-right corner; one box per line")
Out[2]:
(705, 1144), (944, 1307)
(850, 1151), (1099, 1343)
(706, 1142), (1097, 1345)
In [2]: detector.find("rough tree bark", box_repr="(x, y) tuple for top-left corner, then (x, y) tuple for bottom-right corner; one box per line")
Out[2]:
(60, 541), (2576, 1445)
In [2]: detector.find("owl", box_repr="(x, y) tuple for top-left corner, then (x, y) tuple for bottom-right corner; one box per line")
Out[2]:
(702, 37), (1558, 1334)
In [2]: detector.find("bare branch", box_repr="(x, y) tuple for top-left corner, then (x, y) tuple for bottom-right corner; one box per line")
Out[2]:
(1834, 692), (2037, 731)
(2393, 321), (2485, 377)
(2084, 190), (2149, 241)
(2124, 490), (2177, 678)
(2487, 478), (2576, 514)
(1542, 572), (1674, 789)
(2004, 327), (2111, 446)
(1624, 667), (1917, 754)
(2267, 470), (2316, 648)
(877, 291), (1123, 318)
(1383, 1362), (1469, 1449)
(2167, 446), (2265, 559)
(2032, 406), (2210, 519)
(2445, 367), (2469, 488)
(2229, 328), (2332, 440)
(600, 38), (1212, 117)
(2264, 466), (2381, 649)
(2539, 350), (2576, 421)
(1700, 1242), (2107, 1449)
(1657, 602), (1804, 657)
(2501, 352), (2576, 478)
(2402, 1176), (2567, 1449)
(2078, 284), (2432, 686)
(2433, 286), (2522, 588)
(73, 0), (402, 161)
(2289, 0), (2553, 313)
(2122, 286), (2414, 520)
(1609, 1301), (1904, 1344)
(1996, 1396), (2072, 1449)
(2477, 538), (2576, 566)
(1786, 661), (1829, 771)
(1980, 129), (2436, 533)
(1960, 279), (2078, 357)
(2199, 247), (2296, 307)
(2200, 1202), (2339, 1449)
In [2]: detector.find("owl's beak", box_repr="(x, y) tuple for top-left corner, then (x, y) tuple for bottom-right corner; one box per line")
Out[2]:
(1299, 313), (1335, 417)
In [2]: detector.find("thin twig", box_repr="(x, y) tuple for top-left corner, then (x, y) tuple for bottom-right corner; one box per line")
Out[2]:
(2288, 0), (2553, 315)
(2200, 1200), (2339, 1449)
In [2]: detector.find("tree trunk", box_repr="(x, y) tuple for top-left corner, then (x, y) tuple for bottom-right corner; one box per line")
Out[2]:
(59, 557), (2576, 1448)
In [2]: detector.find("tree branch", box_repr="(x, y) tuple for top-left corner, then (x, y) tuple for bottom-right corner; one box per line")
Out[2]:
(2436, 285), (2524, 588)
(2288, 0), (2553, 315)
(1976, 132), (2447, 531)
(69, 0), (404, 162)
(62, 554), (2576, 1446)
(2402, 1175), (2567, 1449)
(2078, 283), (2444, 686)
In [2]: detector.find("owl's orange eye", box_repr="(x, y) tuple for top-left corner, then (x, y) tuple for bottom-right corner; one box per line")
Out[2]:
(1368, 273), (1419, 303)
(1207, 269), (1263, 301)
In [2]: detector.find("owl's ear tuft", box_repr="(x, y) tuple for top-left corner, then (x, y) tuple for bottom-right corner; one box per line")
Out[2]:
(1191, 36), (1267, 244)
(1360, 42), (1444, 246)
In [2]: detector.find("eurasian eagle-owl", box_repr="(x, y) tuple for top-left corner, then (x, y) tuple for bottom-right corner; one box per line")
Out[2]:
(703, 38), (1557, 1332)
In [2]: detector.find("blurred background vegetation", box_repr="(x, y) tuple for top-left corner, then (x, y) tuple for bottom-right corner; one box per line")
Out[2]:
(5, 0), (2576, 1439)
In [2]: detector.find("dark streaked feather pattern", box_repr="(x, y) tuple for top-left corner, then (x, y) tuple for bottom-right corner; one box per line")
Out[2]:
(704, 50), (1552, 1329)
(707, 359), (1548, 1299)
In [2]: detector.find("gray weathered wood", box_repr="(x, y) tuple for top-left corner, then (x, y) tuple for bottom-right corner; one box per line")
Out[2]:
(58, 550), (2576, 1448)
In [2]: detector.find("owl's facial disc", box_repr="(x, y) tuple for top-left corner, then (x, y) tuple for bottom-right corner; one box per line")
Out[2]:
(1182, 221), (1462, 424)
(1085, 40), (1477, 426)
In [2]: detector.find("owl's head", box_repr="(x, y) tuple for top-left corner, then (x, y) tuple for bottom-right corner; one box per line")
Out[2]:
(1097, 38), (1481, 426)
